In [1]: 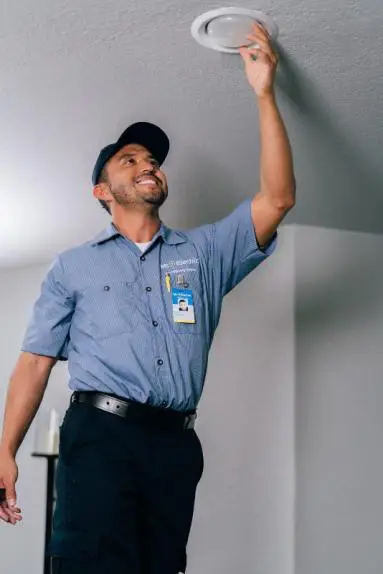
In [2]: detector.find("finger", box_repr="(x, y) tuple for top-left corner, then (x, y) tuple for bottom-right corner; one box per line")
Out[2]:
(0, 503), (10, 522)
(246, 48), (261, 61)
(2, 501), (21, 523)
(239, 46), (254, 66)
(4, 479), (17, 509)
(247, 46), (274, 63)
(0, 501), (20, 523)
(2, 505), (15, 522)
(6, 501), (22, 518)
(8, 516), (17, 525)
(9, 512), (22, 525)
(247, 28), (273, 45)
(247, 34), (273, 49)
(247, 34), (272, 51)
(3, 503), (20, 524)
(250, 21), (271, 41)
(247, 36), (276, 60)
(5, 505), (21, 517)
(248, 44), (278, 65)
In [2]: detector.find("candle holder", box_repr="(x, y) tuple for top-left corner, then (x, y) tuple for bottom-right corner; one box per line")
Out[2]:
(32, 407), (63, 574)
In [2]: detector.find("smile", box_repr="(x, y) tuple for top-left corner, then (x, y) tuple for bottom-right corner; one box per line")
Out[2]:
(135, 177), (159, 186)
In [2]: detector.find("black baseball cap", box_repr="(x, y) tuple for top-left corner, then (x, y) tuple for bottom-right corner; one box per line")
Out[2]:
(92, 121), (170, 185)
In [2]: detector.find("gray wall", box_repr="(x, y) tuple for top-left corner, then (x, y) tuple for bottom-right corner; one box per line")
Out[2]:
(0, 228), (295, 574)
(189, 226), (295, 574)
(295, 226), (383, 574)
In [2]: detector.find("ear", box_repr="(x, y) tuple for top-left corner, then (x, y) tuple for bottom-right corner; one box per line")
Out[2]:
(93, 183), (112, 202)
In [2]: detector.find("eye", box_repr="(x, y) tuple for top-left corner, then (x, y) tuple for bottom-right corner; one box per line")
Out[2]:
(121, 157), (135, 166)
(150, 158), (160, 169)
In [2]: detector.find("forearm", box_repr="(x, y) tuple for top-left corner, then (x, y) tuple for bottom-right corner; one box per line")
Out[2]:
(258, 93), (296, 208)
(0, 353), (55, 457)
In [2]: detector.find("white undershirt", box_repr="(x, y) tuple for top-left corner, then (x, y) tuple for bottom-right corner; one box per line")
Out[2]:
(135, 241), (153, 253)
(135, 231), (160, 253)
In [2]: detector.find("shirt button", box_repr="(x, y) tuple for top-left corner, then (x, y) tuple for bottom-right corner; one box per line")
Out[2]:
(140, 255), (146, 262)
(152, 321), (158, 327)
(104, 285), (110, 291)
(146, 286), (152, 292)
(157, 359), (164, 366)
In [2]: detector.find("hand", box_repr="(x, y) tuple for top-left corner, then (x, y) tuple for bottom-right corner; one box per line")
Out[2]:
(239, 22), (278, 98)
(0, 449), (22, 525)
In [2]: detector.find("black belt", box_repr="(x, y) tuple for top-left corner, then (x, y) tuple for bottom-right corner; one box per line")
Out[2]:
(71, 391), (196, 430)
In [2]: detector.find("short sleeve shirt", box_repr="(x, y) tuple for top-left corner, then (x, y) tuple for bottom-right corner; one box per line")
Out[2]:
(22, 199), (276, 410)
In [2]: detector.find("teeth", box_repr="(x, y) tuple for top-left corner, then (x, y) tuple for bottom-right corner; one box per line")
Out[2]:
(137, 179), (157, 185)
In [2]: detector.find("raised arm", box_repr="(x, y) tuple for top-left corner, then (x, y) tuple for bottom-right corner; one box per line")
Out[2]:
(240, 22), (296, 248)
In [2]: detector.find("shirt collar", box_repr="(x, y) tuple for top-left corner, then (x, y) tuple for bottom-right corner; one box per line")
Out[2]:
(90, 223), (120, 246)
(159, 224), (187, 246)
(91, 222), (186, 246)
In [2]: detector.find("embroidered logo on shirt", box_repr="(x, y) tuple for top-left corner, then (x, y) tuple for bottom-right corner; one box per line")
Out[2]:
(161, 257), (199, 271)
(160, 258), (200, 274)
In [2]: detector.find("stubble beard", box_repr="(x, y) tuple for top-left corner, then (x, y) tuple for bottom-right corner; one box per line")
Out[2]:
(111, 182), (168, 209)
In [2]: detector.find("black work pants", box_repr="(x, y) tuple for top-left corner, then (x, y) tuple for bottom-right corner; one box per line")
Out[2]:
(50, 402), (204, 573)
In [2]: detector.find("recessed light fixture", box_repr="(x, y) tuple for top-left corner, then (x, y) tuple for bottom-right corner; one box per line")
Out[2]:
(191, 7), (278, 54)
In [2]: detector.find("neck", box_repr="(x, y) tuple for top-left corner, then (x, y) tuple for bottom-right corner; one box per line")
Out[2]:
(111, 205), (161, 243)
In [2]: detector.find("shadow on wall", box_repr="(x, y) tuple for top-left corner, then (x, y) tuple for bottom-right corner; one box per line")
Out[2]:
(164, 151), (240, 229)
(277, 46), (383, 235)
(295, 230), (383, 336)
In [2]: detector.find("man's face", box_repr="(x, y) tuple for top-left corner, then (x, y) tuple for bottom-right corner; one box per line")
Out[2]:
(179, 300), (188, 311)
(97, 143), (168, 210)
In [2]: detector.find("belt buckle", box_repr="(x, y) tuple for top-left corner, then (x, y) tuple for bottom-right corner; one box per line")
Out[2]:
(184, 413), (196, 430)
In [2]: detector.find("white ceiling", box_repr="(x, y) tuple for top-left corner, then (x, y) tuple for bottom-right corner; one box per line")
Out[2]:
(1, 0), (382, 266)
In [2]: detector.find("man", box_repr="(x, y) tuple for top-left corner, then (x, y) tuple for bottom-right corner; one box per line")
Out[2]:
(0, 23), (295, 574)
(178, 300), (188, 312)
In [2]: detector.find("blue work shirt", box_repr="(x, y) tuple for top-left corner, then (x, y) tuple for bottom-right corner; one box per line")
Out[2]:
(22, 200), (276, 411)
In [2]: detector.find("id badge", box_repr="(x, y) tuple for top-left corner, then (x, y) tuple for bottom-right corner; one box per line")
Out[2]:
(172, 288), (196, 324)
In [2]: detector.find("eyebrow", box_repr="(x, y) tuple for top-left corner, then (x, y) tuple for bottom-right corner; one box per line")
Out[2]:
(118, 152), (156, 161)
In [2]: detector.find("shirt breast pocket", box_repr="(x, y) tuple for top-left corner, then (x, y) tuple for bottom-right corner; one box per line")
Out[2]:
(81, 281), (138, 340)
(169, 275), (205, 336)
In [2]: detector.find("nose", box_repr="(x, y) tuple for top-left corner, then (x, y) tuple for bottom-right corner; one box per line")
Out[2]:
(138, 159), (156, 174)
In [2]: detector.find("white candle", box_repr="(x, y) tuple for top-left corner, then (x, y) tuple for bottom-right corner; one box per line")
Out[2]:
(46, 408), (59, 454)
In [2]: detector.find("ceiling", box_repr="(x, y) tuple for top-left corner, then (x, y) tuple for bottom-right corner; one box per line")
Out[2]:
(1, 0), (382, 266)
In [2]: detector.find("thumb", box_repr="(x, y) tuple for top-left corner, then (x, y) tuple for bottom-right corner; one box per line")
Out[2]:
(239, 46), (253, 66)
(4, 477), (17, 507)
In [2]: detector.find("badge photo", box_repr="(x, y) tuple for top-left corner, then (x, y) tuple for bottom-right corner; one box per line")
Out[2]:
(172, 288), (196, 324)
